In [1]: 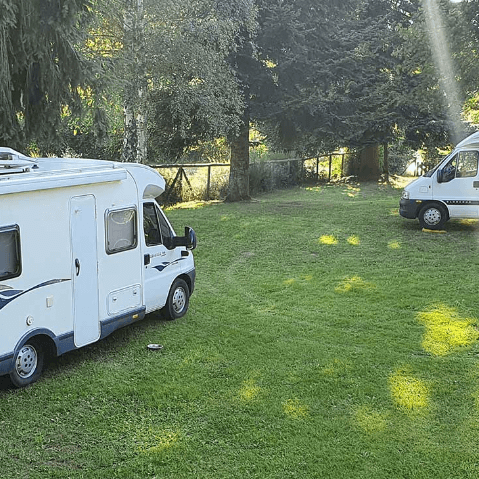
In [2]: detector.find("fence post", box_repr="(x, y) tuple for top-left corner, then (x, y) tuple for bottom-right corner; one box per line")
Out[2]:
(329, 155), (332, 181)
(316, 157), (319, 181)
(206, 164), (211, 200)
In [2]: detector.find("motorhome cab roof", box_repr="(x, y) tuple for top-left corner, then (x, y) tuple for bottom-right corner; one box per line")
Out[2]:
(0, 147), (165, 198)
(0, 147), (195, 388)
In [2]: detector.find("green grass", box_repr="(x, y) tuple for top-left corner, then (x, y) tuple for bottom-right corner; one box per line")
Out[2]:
(3, 181), (479, 478)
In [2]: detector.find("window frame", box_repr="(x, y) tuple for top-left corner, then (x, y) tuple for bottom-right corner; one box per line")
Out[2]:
(0, 224), (22, 280)
(105, 206), (138, 255)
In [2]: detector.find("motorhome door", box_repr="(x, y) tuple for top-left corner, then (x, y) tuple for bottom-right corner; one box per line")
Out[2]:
(70, 195), (100, 347)
(142, 202), (182, 313)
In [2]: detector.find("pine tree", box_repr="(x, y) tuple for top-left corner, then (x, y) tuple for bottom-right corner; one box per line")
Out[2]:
(0, 0), (93, 151)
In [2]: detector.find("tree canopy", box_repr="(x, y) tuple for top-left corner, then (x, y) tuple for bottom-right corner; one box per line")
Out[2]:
(1, 0), (478, 192)
(0, 0), (93, 151)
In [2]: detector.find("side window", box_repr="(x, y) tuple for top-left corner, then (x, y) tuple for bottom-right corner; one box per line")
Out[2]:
(106, 208), (137, 254)
(456, 151), (478, 178)
(442, 155), (457, 182)
(143, 203), (173, 246)
(158, 208), (173, 242)
(143, 203), (161, 246)
(0, 225), (21, 280)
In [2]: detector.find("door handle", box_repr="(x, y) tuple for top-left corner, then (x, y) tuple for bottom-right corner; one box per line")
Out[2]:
(75, 258), (80, 276)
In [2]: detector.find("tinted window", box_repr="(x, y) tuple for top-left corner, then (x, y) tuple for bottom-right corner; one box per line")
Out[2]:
(143, 203), (161, 246)
(143, 203), (173, 246)
(456, 151), (478, 178)
(0, 226), (21, 280)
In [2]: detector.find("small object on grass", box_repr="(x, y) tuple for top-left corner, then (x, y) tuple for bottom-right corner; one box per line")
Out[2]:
(422, 228), (447, 234)
(147, 343), (163, 351)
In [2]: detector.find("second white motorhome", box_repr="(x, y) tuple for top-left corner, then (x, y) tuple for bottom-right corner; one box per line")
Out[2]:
(0, 148), (196, 387)
(400, 131), (479, 229)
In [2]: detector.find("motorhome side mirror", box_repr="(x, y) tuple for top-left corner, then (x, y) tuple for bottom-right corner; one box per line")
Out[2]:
(185, 226), (197, 250)
(166, 227), (197, 250)
(437, 169), (443, 183)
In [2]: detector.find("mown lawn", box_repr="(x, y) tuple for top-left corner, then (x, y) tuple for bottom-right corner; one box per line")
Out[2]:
(2, 181), (479, 478)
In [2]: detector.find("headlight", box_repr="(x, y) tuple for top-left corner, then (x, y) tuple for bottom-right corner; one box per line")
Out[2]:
(401, 190), (410, 200)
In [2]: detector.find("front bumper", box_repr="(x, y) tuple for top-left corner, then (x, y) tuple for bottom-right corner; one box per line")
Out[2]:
(399, 199), (419, 219)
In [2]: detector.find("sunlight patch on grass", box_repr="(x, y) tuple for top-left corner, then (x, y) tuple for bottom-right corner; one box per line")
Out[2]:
(388, 240), (401, 249)
(238, 378), (262, 401)
(459, 219), (479, 225)
(347, 235), (360, 246)
(344, 185), (361, 198)
(389, 208), (400, 216)
(417, 304), (478, 356)
(283, 399), (309, 419)
(137, 429), (181, 455)
(283, 275), (313, 286)
(321, 358), (352, 377)
(335, 276), (376, 293)
(166, 200), (218, 210)
(389, 370), (429, 411)
(319, 235), (338, 245)
(353, 406), (388, 434)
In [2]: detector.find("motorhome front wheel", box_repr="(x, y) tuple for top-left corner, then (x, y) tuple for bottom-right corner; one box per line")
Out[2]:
(163, 278), (190, 320)
(10, 340), (44, 388)
(418, 204), (447, 230)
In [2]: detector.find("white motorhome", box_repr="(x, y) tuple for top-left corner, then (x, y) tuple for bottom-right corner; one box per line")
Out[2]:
(0, 148), (196, 387)
(400, 131), (479, 229)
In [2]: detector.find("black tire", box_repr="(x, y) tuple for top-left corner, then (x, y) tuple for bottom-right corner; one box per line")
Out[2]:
(163, 278), (190, 320)
(9, 339), (44, 388)
(418, 203), (447, 230)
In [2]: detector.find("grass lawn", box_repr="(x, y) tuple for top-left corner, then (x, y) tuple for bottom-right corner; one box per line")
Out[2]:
(2, 181), (479, 478)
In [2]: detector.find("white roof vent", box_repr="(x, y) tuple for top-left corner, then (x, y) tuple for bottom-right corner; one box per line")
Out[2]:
(0, 148), (38, 174)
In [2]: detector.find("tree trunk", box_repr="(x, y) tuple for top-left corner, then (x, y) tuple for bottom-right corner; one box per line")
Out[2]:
(226, 115), (250, 202)
(121, 0), (147, 163)
(383, 142), (389, 183)
(122, 104), (137, 162)
(358, 144), (381, 181)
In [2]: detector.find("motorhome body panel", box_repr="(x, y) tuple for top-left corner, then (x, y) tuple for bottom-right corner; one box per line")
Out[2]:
(0, 176), (144, 357)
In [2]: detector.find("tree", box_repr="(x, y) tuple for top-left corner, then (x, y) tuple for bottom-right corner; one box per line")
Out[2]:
(122, 0), (147, 162)
(0, 0), (93, 152)
(145, 0), (255, 164)
(256, 0), (422, 179)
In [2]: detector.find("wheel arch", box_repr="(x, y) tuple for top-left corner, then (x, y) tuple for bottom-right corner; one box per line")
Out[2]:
(178, 272), (194, 295)
(418, 200), (450, 220)
(14, 329), (58, 361)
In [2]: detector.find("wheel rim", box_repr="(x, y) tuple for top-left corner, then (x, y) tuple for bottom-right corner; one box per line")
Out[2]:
(423, 207), (442, 226)
(14, 345), (38, 379)
(172, 287), (187, 314)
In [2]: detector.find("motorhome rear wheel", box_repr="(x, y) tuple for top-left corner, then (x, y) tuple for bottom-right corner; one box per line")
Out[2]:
(10, 340), (44, 388)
